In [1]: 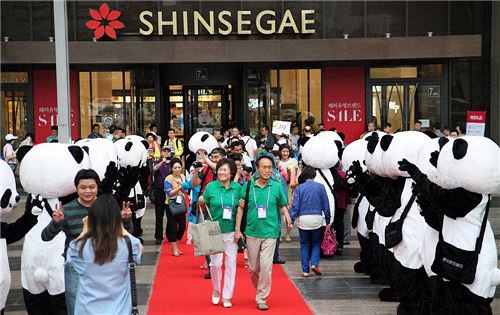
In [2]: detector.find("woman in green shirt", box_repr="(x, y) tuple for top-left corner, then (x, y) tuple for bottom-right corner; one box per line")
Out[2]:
(200, 158), (241, 308)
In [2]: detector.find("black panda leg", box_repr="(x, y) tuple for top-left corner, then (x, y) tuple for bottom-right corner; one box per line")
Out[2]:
(48, 293), (67, 315)
(393, 265), (423, 315)
(378, 247), (398, 302)
(415, 267), (432, 315)
(368, 232), (386, 284)
(354, 232), (370, 274)
(23, 289), (51, 315)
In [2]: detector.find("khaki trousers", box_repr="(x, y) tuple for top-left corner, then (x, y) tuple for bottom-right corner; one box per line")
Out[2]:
(246, 236), (277, 304)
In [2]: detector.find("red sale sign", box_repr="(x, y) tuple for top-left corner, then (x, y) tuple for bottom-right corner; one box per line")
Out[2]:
(33, 70), (80, 143)
(322, 67), (366, 144)
(466, 111), (487, 136)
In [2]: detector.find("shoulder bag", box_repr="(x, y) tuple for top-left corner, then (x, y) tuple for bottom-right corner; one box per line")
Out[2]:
(431, 196), (490, 284)
(385, 194), (417, 249)
(124, 236), (139, 315)
(167, 176), (188, 216)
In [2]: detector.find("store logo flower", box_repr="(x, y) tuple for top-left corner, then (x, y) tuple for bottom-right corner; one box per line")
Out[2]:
(85, 3), (124, 40)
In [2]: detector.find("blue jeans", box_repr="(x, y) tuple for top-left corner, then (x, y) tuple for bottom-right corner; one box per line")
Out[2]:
(298, 228), (322, 273)
(65, 260), (79, 315)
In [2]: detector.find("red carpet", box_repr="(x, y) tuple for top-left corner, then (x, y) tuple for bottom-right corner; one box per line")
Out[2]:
(147, 240), (313, 315)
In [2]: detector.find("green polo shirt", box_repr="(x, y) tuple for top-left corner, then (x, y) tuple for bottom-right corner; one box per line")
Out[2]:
(240, 179), (288, 239)
(203, 180), (241, 233)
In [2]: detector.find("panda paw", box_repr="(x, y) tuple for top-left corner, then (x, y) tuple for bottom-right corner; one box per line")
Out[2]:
(346, 160), (364, 184)
(26, 194), (45, 216)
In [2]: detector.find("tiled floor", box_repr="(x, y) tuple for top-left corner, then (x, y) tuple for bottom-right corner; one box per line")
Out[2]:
(3, 196), (500, 314)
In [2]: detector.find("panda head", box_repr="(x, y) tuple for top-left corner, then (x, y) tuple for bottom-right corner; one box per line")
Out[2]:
(341, 138), (368, 173)
(18, 143), (91, 198)
(380, 131), (430, 178)
(0, 159), (20, 215)
(302, 131), (340, 169)
(75, 138), (118, 179)
(114, 136), (148, 168)
(188, 131), (219, 154)
(364, 131), (388, 176)
(437, 136), (500, 194)
(415, 137), (452, 183)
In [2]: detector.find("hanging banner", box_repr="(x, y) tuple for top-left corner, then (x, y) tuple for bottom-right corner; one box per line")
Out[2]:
(466, 111), (487, 136)
(33, 70), (80, 144)
(323, 67), (366, 144)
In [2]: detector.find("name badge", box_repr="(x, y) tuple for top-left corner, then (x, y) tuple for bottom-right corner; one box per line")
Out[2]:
(257, 205), (267, 219)
(222, 206), (233, 220)
(175, 195), (183, 204)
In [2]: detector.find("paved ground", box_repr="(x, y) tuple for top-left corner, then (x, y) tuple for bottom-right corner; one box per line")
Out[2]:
(3, 196), (500, 314)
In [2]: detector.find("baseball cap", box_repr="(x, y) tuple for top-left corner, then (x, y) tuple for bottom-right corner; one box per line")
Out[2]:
(5, 134), (18, 141)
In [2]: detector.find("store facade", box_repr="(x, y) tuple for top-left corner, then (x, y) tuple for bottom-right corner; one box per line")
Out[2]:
(1, 1), (496, 144)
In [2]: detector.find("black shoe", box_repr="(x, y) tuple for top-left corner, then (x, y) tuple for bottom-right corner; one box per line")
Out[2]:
(335, 248), (343, 256)
(273, 258), (286, 264)
(204, 272), (211, 279)
(343, 241), (350, 245)
(353, 261), (366, 274)
(378, 287), (398, 302)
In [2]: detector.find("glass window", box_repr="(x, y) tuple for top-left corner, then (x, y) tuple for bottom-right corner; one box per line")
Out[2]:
(408, 1), (448, 36)
(366, 1), (406, 38)
(32, 1), (54, 41)
(324, 1), (365, 38)
(450, 1), (487, 35)
(410, 84), (442, 130)
(1, 90), (27, 140)
(1, 1), (31, 41)
(0, 72), (29, 84)
(450, 61), (470, 128)
(309, 69), (322, 127)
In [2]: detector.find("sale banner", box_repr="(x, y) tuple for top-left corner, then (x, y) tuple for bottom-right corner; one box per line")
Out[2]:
(33, 70), (80, 143)
(322, 67), (366, 144)
(466, 111), (487, 136)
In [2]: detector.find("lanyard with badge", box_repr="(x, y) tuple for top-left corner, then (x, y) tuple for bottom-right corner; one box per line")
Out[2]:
(253, 186), (271, 219)
(220, 188), (234, 220)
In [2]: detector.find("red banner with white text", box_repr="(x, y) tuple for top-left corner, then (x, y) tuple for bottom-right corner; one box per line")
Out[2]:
(33, 70), (80, 143)
(323, 67), (366, 144)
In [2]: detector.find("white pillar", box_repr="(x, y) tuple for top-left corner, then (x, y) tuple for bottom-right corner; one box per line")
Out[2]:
(53, 0), (72, 143)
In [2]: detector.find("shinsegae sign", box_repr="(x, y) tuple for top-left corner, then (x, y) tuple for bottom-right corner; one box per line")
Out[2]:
(139, 9), (316, 36)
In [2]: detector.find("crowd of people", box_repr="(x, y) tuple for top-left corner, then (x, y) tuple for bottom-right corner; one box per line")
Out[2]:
(1, 115), (497, 315)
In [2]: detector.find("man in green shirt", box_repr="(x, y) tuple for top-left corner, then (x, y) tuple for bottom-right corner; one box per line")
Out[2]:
(234, 155), (291, 311)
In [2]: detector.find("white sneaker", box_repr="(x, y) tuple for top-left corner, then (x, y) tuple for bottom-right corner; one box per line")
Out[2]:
(222, 299), (232, 308)
(211, 291), (220, 305)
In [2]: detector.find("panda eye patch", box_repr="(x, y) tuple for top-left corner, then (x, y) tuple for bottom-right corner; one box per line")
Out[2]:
(1, 189), (12, 209)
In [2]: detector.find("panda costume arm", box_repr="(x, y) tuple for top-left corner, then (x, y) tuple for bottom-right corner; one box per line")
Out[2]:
(2, 195), (38, 245)
(399, 159), (482, 219)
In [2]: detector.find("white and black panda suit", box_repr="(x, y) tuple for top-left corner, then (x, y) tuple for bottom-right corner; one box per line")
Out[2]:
(399, 136), (500, 314)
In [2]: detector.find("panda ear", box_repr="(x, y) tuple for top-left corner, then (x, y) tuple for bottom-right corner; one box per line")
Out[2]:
(334, 140), (342, 151)
(438, 137), (449, 150)
(68, 146), (85, 164)
(452, 138), (468, 160)
(16, 145), (32, 164)
(141, 140), (148, 150)
(201, 134), (209, 142)
(125, 142), (133, 151)
(380, 135), (393, 152)
(338, 147), (344, 160)
(81, 146), (90, 155)
(367, 137), (379, 154)
(1, 189), (12, 209)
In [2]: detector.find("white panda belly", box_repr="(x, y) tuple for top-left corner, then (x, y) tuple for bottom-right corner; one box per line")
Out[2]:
(0, 238), (11, 310)
(314, 170), (335, 225)
(21, 205), (65, 295)
(131, 183), (146, 218)
(421, 226), (439, 277)
(356, 197), (370, 238)
(373, 213), (392, 249)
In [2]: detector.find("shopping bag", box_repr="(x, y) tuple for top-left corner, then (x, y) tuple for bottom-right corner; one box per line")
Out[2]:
(191, 208), (224, 256)
(321, 224), (338, 256)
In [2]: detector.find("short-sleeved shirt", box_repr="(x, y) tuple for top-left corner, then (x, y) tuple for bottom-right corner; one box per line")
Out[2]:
(203, 180), (241, 233)
(240, 179), (288, 239)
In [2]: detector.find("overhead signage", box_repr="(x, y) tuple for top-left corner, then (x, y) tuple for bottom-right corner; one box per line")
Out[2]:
(139, 9), (316, 36)
(466, 111), (487, 136)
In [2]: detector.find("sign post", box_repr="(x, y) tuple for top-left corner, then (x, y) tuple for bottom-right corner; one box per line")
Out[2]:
(466, 111), (487, 136)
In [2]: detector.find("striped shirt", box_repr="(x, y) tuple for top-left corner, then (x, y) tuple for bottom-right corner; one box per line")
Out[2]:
(41, 199), (89, 254)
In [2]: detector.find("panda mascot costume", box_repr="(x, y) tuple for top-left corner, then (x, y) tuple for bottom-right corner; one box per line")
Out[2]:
(114, 135), (150, 238)
(17, 143), (91, 315)
(301, 131), (342, 254)
(378, 131), (430, 313)
(399, 136), (500, 314)
(0, 160), (39, 314)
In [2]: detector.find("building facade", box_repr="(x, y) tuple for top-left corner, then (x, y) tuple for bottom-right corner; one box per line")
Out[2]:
(1, 1), (497, 144)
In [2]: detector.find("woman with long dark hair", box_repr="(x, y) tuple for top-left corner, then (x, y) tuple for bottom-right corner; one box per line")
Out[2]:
(66, 194), (142, 315)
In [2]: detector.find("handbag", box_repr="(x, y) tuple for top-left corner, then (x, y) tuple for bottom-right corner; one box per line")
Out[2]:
(124, 236), (139, 315)
(169, 195), (187, 216)
(431, 196), (490, 284)
(385, 194), (416, 249)
(321, 224), (338, 256)
(191, 207), (225, 256)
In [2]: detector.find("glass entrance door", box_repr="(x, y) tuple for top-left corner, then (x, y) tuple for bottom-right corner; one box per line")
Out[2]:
(185, 86), (229, 136)
(1, 90), (28, 138)
(371, 82), (442, 131)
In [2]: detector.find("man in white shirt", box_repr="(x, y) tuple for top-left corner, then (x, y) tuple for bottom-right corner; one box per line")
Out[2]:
(222, 126), (241, 150)
(241, 129), (258, 163)
(230, 141), (252, 169)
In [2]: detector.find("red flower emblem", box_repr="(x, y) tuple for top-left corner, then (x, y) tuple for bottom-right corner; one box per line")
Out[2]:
(85, 3), (124, 40)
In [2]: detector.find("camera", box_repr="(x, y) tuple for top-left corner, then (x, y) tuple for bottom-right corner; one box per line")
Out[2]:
(242, 165), (253, 173)
(192, 161), (203, 168)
